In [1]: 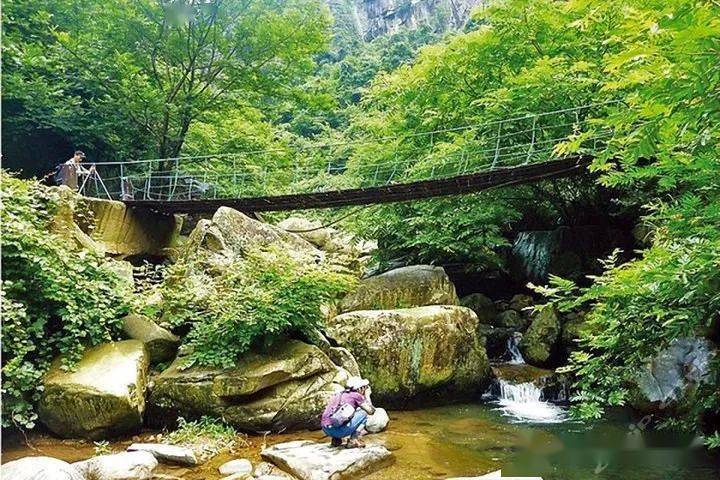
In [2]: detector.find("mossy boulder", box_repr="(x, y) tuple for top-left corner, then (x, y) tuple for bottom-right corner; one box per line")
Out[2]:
(122, 314), (180, 364)
(340, 265), (459, 313)
(495, 310), (528, 330)
(148, 340), (350, 432)
(325, 306), (490, 406)
(460, 293), (497, 324)
(519, 307), (561, 366)
(509, 294), (534, 313)
(560, 312), (590, 354)
(38, 340), (149, 439)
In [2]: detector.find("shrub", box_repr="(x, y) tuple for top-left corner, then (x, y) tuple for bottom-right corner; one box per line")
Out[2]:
(164, 416), (247, 461)
(533, 196), (719, 431)
(155, 246), (356, 369)
(1, 172), (128, 430)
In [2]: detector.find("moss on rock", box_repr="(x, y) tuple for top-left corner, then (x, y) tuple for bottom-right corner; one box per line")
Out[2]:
(326, 305), (490, 406)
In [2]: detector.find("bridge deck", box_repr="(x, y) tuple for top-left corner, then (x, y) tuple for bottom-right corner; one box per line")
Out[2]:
(124, 156), (591, 213)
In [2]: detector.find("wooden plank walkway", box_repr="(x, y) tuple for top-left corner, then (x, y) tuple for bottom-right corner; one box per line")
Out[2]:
(124, 156), (592, 213)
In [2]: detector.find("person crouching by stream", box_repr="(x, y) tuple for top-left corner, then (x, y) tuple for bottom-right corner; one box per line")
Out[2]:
(321, 377), (376, 449)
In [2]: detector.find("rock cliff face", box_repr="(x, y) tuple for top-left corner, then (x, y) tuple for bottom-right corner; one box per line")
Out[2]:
(328, 0), (488, 41)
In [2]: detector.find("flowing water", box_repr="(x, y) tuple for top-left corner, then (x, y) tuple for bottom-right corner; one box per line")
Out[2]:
(3, 404), (717, 479)
(494, 380), (567, 424)
(506, 332), (525, 364)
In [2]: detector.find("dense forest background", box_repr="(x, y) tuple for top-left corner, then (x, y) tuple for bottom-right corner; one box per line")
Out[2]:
(2, 0), (719, 444)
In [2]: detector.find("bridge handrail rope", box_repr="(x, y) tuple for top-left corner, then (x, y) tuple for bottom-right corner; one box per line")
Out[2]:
(78, 101), (623, 205)
(85, 101), (621, 167)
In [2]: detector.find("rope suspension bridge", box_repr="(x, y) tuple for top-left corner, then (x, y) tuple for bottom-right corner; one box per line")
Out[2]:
(79, 103), (618, 213)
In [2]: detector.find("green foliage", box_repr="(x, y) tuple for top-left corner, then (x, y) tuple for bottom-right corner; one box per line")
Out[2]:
(165, 416), (247, 461)
(356, 196), (520, 268)
(1, 173), (128, 429)
(3, 0), (331, 170)
(706, 432), (720, 450)
(525, 0), (720, 431)
(93, 440), (112, 456)
(534, 195), (719, 427)
(155, 246), (355, 369)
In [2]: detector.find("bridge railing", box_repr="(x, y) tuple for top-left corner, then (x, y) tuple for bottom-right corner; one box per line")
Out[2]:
(80, 101), (620, 202)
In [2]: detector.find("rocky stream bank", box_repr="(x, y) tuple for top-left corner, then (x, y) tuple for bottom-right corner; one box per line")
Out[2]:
(3, 190), (718, 480)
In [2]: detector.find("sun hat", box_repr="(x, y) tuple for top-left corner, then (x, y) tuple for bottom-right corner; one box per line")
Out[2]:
(346, 377), (370, 391)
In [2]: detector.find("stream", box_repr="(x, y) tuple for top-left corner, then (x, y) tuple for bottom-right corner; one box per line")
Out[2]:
(3, 326), (717, 479)
(3, 394), (718, 479)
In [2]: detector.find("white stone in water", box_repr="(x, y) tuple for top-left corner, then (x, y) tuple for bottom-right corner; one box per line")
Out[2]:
(261, 440), (393, 480)
(127, 443), (197, 466)
(1, 456), (84, 480)
(218, 458), (253, 476)
(73, 451), (158, 480)
(365, 408), (389, 433)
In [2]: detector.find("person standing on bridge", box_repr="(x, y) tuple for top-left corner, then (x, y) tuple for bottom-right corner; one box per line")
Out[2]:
(55, 150), (95, 190)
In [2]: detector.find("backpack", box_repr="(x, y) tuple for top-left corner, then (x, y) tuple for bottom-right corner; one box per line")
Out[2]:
(53, 164), (65, 185)
(329, 398), (356, 427)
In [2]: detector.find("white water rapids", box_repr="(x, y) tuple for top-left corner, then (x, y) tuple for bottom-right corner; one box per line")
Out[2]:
(495, 379), (567, 424)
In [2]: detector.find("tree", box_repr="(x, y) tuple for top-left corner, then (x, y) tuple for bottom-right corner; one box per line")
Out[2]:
(2, 0), (331, 171)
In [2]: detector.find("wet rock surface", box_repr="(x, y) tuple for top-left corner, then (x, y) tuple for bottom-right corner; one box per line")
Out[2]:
(261, 440), (394, 480)
(519, 308), (561, 367)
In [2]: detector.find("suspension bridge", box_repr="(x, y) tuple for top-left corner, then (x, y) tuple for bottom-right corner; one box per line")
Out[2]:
(78, 103), (616, 213)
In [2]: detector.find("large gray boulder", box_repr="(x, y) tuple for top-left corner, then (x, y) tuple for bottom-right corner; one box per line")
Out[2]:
(340, 265), (459, 313)
(38, 340), (149, 439)
(277, 217), (332, 250)
(519, 308), (561, 366)
(73, 451), (158, 480)
(184, 207), (318, 262)
(261, 440), (393, 480)
(326, 306), (490, 406)
(277, 216), (370, 257)
(631, 337), (715, 413)
(122, 314), (180, 363)
(149, 340), (350, 431)
(1, 456), (84, 480)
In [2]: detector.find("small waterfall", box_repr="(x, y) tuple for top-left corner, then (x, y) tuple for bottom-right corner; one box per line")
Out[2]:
(510, 230), (560, 283)
(494, 379), (567, 424)
(506, 332), (524, 364)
